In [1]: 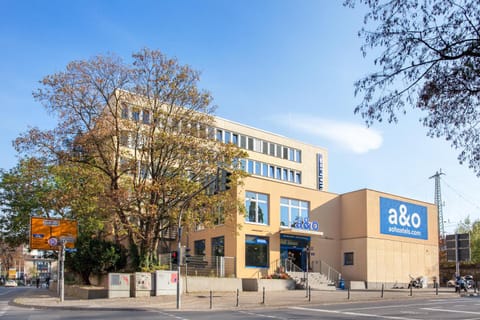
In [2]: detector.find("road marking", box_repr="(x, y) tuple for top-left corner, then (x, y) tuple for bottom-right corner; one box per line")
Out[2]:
(340, 300), (450, 312)
(290, 306), (416, 320)
(238, 311), (287, 319)
(422, 307), (480, 315)
(156, 311), (190, 320)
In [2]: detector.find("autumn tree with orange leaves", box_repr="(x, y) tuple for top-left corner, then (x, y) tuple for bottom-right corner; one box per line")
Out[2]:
(14, 49), (246, 270)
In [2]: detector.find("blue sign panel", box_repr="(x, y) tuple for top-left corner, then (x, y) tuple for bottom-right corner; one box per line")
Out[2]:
(380, 197), (428, 240)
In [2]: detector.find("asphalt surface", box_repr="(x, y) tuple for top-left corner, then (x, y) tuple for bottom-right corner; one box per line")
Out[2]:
(11, 286), (470, 311)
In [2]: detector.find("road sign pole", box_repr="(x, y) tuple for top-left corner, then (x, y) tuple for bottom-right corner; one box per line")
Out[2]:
(59, 241), (65, 302)
(455, 234), (460, 276)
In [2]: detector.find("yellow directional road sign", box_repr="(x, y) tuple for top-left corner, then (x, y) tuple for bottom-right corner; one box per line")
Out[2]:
(30, 217), (78, 250)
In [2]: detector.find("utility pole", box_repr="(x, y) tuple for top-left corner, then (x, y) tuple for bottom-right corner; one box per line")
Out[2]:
(429, 169), (445, 239)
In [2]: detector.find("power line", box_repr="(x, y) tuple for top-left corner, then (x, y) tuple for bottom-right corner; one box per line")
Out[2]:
(441, 177), (480, 213)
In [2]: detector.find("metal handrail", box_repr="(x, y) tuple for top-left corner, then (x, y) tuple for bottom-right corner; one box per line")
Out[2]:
(319, 260), (341, 285)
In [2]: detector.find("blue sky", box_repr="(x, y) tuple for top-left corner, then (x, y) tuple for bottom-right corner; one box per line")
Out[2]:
(1, 0), (479, 233)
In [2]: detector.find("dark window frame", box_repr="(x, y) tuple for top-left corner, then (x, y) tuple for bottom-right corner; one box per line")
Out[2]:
(344, 252), (354, 266)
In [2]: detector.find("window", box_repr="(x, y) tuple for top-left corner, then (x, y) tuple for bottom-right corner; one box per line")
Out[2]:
(212, 236), (224, 256)
(213, 205), (225, 225)
(289, 148), (295, 161)
(247, 160), (254, 174)
(207, 127), (215, 139)
(240, 159), (247, 171)
(245, 191), (269, 224)
(224, 131), (231, 144)
(240, 135), (247, 148)
(269, 143), (275, 156)
(344, 252), (354, 265)
(194, 240), (206, 256)
(247, 137), (254, 151)
(232, 134), (238, 145)
(119, 131), (129, 147)
(255, 139), (262, 152)
(142, 110), (150, 124)
(132, 108), (140, 122)
(276, 167), (281, 179)
(295, 172), (302, 184)
(262, 163), (268, 177)
(283, 147), (288, 159)
(269, 165), (274, 178)
(245, 235), (269, 267)
(255, 161), (261, 175)
(280, 197), (310, 227)
(262, 141), (268, 155)
(295, 150), (302, 163)
(216, 129), (223, 142)
(121, 104), (129, 119)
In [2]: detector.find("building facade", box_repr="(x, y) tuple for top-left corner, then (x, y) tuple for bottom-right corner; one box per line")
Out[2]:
(187, 117), (439, 288)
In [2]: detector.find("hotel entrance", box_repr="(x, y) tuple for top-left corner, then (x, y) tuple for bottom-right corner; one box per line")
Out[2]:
(280, 234), (310, 272)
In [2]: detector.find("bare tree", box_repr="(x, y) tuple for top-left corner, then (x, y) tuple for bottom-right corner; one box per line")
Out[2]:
(345, 0), (480, 174)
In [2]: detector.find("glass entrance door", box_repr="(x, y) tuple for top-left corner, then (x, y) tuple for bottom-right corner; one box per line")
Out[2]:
(280, 234), (310, 272)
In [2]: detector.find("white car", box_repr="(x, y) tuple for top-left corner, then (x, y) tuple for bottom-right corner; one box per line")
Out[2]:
(4, 280), (17, 287)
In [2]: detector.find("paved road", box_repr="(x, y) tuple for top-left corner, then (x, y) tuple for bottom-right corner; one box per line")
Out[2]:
(4, 286), (480, 319)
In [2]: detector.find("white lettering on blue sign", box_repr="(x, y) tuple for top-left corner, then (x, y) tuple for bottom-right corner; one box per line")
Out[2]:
(380, 197), (428, 240)
(294, 218), (319, 231)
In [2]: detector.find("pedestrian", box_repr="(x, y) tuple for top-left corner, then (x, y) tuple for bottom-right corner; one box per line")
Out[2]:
(45, 276), (50, 288)
(36, 277), (40, 288)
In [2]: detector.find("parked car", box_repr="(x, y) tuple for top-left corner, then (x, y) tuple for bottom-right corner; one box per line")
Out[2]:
(446, 279), (456, 287)
(4, 280), (17, 287)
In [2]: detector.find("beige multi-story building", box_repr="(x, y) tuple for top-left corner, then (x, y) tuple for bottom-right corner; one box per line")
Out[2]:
(187, 116), (439, 288)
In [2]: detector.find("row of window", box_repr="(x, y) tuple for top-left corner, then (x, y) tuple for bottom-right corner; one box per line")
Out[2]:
(215, 129), (301, 163)
(194, 237), (353, 268)
(194, 236), (353, 268)
(245, 191), (310, 228)
(194, 236), (224, 257)
(241, 159), (302, 185)
(121, 104), (151, 124)
(194, 235), (269, 268)
(120, 104), (303, 164)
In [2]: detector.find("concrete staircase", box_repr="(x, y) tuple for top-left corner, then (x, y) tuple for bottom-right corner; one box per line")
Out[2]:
(287, 271), (337, 290)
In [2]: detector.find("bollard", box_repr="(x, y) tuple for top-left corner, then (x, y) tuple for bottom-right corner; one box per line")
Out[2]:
(308, 286), (311, 302)
(236, 288), (239, 307)
(409, 285), (413, 296)
(209, 290), (213, 309)
(262, 286), (265, 304)
(435, 282), (438, 295)
(347, 287), (350, 300)
(381, 284), (384, 298)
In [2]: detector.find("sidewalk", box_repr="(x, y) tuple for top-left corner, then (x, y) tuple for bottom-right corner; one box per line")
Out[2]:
(14, 287), (467, 311)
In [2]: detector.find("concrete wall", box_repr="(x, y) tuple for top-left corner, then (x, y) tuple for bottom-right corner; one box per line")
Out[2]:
(242, 278), (295, 291)
(340, 190), (439, 289)
(184, 276), (242, 292)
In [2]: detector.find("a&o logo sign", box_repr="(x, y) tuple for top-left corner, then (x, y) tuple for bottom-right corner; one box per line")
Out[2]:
(380, 197), (428, 240)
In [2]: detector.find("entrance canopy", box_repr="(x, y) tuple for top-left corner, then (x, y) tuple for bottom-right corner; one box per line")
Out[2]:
(280, 227), (324, 237)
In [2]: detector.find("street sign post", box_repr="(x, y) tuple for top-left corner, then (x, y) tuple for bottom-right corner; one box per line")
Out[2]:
(446, 233), (470, 276)
(29, 217), (78, 302)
